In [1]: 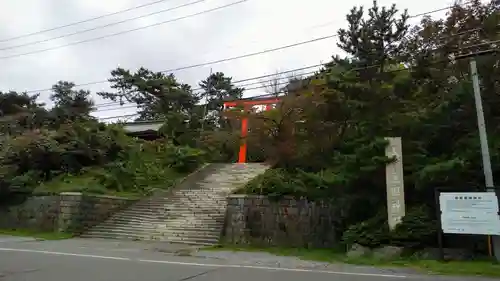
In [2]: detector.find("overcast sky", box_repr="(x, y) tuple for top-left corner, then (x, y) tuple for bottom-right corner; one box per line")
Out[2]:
(0, 0), (459, 121)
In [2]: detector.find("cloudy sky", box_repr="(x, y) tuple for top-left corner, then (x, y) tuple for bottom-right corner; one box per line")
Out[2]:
(0, 0), (459, 121)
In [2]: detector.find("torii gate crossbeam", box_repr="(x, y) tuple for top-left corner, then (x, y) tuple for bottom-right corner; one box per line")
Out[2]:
(223, 97), (281, 163)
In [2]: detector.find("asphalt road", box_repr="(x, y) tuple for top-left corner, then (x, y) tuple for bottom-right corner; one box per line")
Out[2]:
(0, 236), (497, 281)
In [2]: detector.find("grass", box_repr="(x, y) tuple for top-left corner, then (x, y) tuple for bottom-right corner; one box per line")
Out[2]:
(35, 172), (122, 196)
(204, 245), (500, 278)
(34, 168), (184, 199)
(0, 228), (72, 240)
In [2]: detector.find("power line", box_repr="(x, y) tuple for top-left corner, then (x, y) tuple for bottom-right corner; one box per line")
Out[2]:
(21, 1), (479, 95)
(99, 113), (139, 121)
(50, 26), (494, 106)
(93, 66), (321, 112)
(74, 32), (500, 111)
(0, 0), (248, 60)
(2, 7), (347, 54)
(24, 35), (335, 94)
(92, 64), (324, 109)
(96, 43), (499, 120)
(31, 63), (324, 110)
(156, 34), (336, 73)
(0, 0), (206, 52)
(0, 0), (178, 43)
(408, 1), (473, 18)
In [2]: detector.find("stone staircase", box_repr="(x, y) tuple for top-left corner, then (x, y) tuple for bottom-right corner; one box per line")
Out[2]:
(80, 163), (268, 245)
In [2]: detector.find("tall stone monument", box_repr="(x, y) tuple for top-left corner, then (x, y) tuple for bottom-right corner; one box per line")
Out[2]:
(385, 137), (406, 230)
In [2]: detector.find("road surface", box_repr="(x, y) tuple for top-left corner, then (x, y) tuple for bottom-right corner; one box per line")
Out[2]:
(0, 236), (496, 281)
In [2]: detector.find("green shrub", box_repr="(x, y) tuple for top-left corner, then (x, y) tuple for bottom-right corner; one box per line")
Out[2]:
(0, 121), (132, 194)
(341, 212), (391, 248)
(391, 205), (437, 248)
(162, 145), (206, 173)
(0, 120), (208, 197)
(342, 206), (438, 249)
(242, 168), (346, 199)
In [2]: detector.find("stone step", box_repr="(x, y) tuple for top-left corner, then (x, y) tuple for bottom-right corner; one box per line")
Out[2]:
(165, 203), (226, 209)
(116, 207), (161, 212)
(167, 200), (227, 205)
(161, 215), (225, 220)
(162, 222), (222, 229)
(165, 205), (226, 209)
(163, 211), (226, 216)
(167, 194), (228, 199)
(164, 205), (225, 209)
(85, 229), (151, 237)
(132, 203), (171, 208)
(91, 224), (157, 232)
(167, 197), (228, 202)
(161, 218), (224, 224)
(156, 224), (221, 231)
(163, 209), (226, 214)
(170, 200), (226, 203)
(157, 232), (221, 240)
(131, 204), (224, 210)
(80, 232), (154, 241)
(81, 163), (269, 243)
(164, 195), (226, 200)
(84, 227), (152, 236)
(138, 197), (172, 200)
(106, 216), (161, 224)
(110, 212), (161, 219)
(159, 236), (220, 245)
(175, 189), (236, 192)
(164, 201), (225, 206)
(168, 226), (222, 232)
(155, 238), (216, 246)
(162, 217), (225, 223)
(112, 212), (162, 219)
(157, 230), (221, 239)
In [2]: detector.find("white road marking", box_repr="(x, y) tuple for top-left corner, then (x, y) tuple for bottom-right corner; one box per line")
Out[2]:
(0, 247), (407, 279)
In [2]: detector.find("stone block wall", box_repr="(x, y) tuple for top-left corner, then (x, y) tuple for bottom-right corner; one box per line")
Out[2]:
(0, 192), (136, 234)
(57, 192), (137, 234)
(224, 195), (339, 248)
(0, 195), (59, 232)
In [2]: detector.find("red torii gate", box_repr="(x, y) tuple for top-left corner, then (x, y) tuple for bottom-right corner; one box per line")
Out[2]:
(223, 96), (281, 163)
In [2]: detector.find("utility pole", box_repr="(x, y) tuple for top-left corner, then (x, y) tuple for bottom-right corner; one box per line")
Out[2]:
(470, 57), (500, 260)
(470, 58), (494, 189)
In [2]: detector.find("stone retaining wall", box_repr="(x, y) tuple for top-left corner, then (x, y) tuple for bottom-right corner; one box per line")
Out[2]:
(223, 195), (339, 248)
(0, 192), (136, 234)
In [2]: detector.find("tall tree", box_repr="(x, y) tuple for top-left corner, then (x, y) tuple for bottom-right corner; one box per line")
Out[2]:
(50, 81), (94, 123)
(0, 91), (47, 135)
(336, 0), (409, 75)
(99, 67), (201, 145)
(99, 67), (198, 121)
(199, 72), (244, 112)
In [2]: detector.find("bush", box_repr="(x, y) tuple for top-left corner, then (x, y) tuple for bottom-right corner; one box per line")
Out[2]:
(342, 206), (438, 249)
(242, 168), (347, 199)
(391, 205), (437, 248)
(76, 141), (205, 195)
(162, 144), (206, 173)
(34, 139), (206, 196)
(341, 212), (391, 248)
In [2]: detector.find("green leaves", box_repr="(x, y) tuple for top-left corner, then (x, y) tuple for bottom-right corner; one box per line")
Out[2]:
(99, 67), (198, 122)
(50, 81), (95, 124)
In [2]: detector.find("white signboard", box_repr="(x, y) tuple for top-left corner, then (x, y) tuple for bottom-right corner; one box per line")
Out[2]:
(385, 137), (405, 230)
(439, 192), (500, 235)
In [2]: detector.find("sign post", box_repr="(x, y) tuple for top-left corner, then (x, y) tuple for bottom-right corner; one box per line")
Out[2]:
(385, 137), (406, 230)
(439, 192), (500, 235)
(437, 190), (500, 260)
